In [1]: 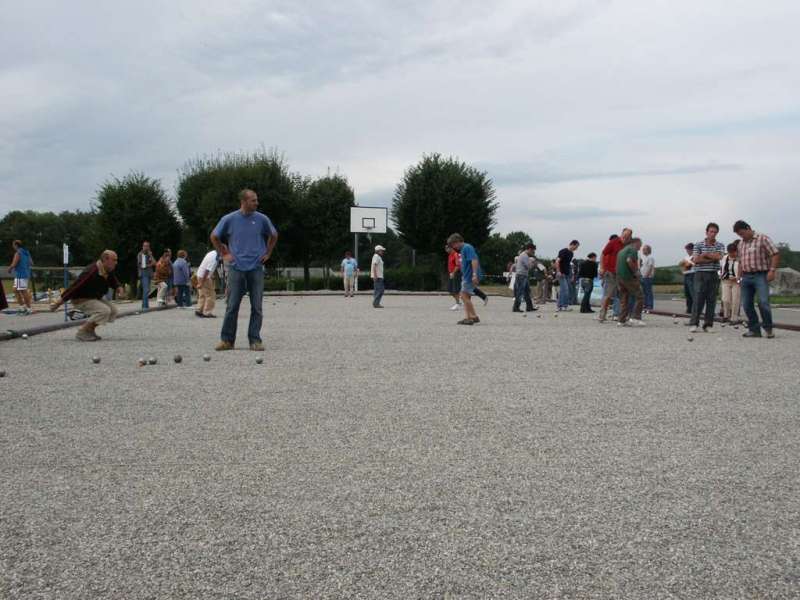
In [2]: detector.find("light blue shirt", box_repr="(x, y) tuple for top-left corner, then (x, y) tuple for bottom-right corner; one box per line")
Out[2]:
(341, 257), (357, 276)
(460, 243), (481, 283)
(172, 257), (191, 285)
(212, 210), (277, 272)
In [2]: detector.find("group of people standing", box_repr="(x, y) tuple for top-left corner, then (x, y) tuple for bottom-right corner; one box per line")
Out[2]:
(136, 243), (193, 309)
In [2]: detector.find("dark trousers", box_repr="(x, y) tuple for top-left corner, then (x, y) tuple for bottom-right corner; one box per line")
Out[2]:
(580, 278), (594, 312)
(512, 277), (533, 311)
(176, 284), (191, 307)
(740, 272), (773, 333)
(373, 278), (385, 307)
(221, 268), (264, 344)
(690, 271), (720, 327)
(683, 273), (694, 314)
(618, 277), (644, 323)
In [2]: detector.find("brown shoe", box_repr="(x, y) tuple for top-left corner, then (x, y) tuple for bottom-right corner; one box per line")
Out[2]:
(76, 329), (99, 342)
(472, 316), (480, 323)
(215, 341), (234, 351)
(250, 341), (264, 351)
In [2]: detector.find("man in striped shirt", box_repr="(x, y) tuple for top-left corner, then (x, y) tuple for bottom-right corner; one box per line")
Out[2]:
(689, 222), (726, 333)
(734, 220), (780, 338)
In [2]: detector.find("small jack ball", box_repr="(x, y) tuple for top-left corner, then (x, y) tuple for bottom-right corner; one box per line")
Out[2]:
(173, 355), (182, 364)
(22, 334), (29, 339)
(92, 356), (101, 364)
(203, 354), (211, 362)
(255, 357), (263, 364)
(687, 336), (694, 342)
(148, 357), (157, 365)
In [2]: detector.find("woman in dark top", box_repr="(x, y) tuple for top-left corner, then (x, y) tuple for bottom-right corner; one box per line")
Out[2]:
(578, 253), (599, 313)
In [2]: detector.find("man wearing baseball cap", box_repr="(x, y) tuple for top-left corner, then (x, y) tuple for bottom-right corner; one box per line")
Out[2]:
(371, 245), (386, 308)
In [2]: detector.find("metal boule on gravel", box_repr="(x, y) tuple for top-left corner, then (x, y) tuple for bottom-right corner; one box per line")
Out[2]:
(688, 336), (694, 342)
(203, 354), (211, 362)
(92, 356), (101, 364)
(173, 355), (183, 363)
(0, 370), (6, 378)
(22, 333), (29, 339)
(148, 357), (157, 365)
(137, 357), (147, 367)
(255, 357), (263, 364)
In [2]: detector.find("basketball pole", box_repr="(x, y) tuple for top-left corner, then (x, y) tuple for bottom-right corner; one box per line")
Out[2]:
(354, 233), (359, 292)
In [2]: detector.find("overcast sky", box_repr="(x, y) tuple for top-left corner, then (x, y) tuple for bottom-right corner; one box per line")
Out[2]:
(2, 0), (799, 262)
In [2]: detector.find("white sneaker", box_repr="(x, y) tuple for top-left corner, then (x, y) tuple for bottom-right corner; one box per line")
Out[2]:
(629, 319), (646, 327)
(449, 303), (460, 311)
(689, 326), (699, 333)
(483, 297), (489, 307)
(617, 320), (630, 327)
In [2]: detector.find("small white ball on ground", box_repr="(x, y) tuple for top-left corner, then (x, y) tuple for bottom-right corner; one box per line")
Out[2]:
(173, 355), (182, 363)
(22, 334), (28, 339)
(92, 356), (100, 364)
(255, 357), (263, 364)
(203, 354), (211, 362)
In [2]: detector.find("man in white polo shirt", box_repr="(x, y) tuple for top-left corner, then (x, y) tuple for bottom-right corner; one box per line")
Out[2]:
(371, 245), (386, 308)
(195, 249), (219, 318)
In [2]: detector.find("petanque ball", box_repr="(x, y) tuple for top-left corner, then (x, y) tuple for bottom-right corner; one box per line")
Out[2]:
(0, 370), (6, 378)
(734, 325), (740, 330)
(255, 357), (264, 364)
(92, 356), (101, 364)
(173, 355), (182, 364)
(21, 334), (28, 339)
(148, 357), (157, 365)
(203, 354), (211, 362)
(687, 336), (694, 342)
(523, 314), (527, 318)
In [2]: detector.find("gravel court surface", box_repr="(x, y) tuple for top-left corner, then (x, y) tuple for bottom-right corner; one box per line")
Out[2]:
(1, 296), (799, 599)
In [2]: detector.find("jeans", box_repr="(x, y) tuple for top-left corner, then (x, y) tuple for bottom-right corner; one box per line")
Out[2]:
(558, 274), (571, 308)
(221, 267), (264, 344)
(740, 272), (773, 332)
(580, 278), (594, 312)
(690, 271), (720, 327)
(641, 277), (654, 310)
(683, 273), (694, 314)
(373, 278), (385, 307)
(618, 277), (644, 323)
(512, 277), (533, 311)
(176, 284), (191, 307)
(140, 273), (151, 309)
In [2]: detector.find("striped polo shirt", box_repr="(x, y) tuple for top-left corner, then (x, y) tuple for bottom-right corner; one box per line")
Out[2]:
(692, 239), (726, 272)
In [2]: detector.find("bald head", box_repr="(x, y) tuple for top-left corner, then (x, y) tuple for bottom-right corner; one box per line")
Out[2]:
(100, 250), (118, 271)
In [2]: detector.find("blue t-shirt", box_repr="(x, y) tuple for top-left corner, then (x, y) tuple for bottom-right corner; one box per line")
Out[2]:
(460, 243), (481, 283)
(14, 248), (32, 278)
(212, 210), (278, 272)
(341, 257), (357, 276)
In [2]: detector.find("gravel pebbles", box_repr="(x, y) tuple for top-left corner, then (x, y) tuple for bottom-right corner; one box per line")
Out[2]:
(1, 296), (798, 598)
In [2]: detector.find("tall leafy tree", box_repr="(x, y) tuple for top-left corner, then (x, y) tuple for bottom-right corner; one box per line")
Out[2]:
(304, 174), (355, 285)
(0, 209), (98, 266)
(392, 153), (498, 257)
(176, 148), (300, 266)
(95, 172), (182, 283)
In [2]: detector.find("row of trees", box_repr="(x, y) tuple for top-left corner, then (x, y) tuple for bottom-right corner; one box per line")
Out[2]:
(2, 150), (509, 286)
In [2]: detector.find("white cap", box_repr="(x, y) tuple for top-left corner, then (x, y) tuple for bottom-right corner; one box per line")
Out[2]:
(375, 245), (386, 252)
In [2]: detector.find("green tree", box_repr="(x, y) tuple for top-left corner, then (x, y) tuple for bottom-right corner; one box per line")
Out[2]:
(303, 174), (355, 286)
(95, 172), (182, 283)
(0, 210), (98, 266)
(176, 148), (300, 267)
(479, 233), (519, 278)
(505, 231), (534, 252)
(392, 153), (498, 259)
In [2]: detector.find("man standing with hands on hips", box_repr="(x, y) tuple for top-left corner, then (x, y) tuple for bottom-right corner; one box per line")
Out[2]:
(210, 189), (278, 351)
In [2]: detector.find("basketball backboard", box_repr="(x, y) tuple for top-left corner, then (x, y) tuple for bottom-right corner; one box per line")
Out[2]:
(350, 206), (388, 234)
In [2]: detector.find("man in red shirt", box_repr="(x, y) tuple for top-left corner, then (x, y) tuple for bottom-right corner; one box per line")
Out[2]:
(598, 228), (632, 322)
(446, 244), (462, 311)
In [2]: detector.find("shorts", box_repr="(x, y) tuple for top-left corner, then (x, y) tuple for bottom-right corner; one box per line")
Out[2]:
(14, 278), (29, 291)
(448, 276), (461, 294)
(602, 272), (617, 297)
(461, 279), (475, 296)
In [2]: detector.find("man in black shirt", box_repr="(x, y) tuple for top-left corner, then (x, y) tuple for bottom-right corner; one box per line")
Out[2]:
(577, 252), (599, 313)
(51, 250), (125, 341)
(555, 240), (579, 311)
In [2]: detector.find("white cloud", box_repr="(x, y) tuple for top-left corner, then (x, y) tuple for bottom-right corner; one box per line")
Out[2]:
(1, 0), (799, 262)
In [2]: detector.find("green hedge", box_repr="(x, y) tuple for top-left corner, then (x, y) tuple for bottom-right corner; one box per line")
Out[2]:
(265, 267), (441, 292)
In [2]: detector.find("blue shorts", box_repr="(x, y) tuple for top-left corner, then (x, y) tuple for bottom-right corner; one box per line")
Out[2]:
(461, 280), (475, 295)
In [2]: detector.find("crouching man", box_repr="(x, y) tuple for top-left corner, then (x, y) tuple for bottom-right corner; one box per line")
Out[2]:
(51, 250), (125, 341)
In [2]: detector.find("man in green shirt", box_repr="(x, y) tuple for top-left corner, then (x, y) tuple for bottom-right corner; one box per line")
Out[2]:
(616, 237), (645, 327)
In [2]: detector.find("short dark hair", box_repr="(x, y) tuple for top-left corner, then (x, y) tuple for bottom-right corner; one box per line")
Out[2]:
(631, 237), (642, 244)
(706, 222), (720, 232)
(524, 243), (534, 250)
(726, 242), (738, 253)
(570, 239), (580, 246)
(587, 252), (597, 259)
(12, 239), (22, 248)
(345, 250), (352, 256)
(609, 234), (619, 241)
(685, 242), (694, 250)
(733, 220), (751, 232)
